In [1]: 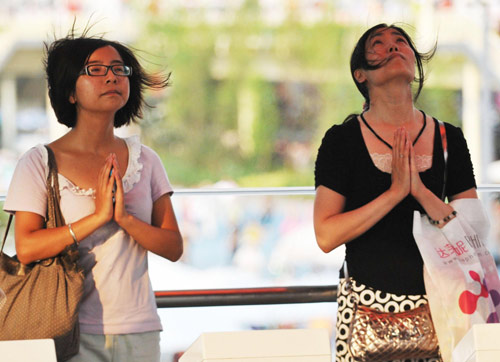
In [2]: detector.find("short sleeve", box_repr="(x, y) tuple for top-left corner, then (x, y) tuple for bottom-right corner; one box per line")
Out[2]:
(314, 124), (351, 195)
(143, 145), (173, 202)
(445, 124), (477, 197)
(3, 146), (48, 217)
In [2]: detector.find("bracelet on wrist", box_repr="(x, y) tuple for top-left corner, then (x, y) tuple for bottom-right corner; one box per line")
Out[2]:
(427, 210), (457, 225)
(67, 223), (78, 245)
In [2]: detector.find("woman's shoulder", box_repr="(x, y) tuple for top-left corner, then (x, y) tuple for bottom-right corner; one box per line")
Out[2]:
(122, 135), (156, 156)
(326, 114), (359, 135)
(430, 117), (467, 143)
(321, 114), (360, 144)
(17, 144), (48, 168)
(443, 121), (465, 136)
(8, 145), (48, 188)
(428, 117), (471, 161)
(428, 116), (462, 133)
(122, 135), (164, 174)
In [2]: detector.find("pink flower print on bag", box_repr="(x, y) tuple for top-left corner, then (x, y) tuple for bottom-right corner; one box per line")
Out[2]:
(458, 271), (494, 319)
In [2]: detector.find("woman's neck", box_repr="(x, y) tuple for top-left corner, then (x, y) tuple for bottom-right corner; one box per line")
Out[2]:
(365, 85), (417, 125)
(66, 113), (118, 154)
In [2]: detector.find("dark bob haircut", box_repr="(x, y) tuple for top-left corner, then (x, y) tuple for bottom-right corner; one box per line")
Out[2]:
(44, 33), (170, 128)
(350, 23), (435, 110)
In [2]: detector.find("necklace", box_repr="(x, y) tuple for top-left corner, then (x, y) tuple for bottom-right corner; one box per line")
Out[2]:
(359, 110), (427, 150)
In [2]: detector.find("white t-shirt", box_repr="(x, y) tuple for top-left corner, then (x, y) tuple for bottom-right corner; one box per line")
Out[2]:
(4, 136), (172, 334)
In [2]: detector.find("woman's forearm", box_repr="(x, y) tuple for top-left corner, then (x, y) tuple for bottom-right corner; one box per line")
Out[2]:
(314, 188), (404, 253)
(413, 187), (477, 228)
(117, 214), (183, 261)
(413, 188), (453, 226)
(15, 212), (107, 264)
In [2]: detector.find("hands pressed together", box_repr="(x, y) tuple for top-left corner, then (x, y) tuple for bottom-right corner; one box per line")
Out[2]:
(389, 128), (426, 202)
(94, 153), (129, 228)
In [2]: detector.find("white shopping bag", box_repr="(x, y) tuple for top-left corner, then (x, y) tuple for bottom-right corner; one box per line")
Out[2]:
(413, 199), (500, 362)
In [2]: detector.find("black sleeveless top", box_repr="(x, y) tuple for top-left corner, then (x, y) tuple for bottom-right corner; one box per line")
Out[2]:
(314, 115), (476, 295)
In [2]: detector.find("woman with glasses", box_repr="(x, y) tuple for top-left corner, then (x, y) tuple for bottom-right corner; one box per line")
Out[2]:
(314, 23), (477, 361)
(3, 32), (183, 361)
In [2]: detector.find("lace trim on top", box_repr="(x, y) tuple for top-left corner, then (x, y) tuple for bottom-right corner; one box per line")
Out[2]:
(370, 153), (432, 174)
(60, 182), (96, 197)
(122, 135), (143, 193)
(40, 136), (143, 197)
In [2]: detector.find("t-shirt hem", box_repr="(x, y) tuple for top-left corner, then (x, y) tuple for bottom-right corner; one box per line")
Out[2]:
(80, 321), (163, 335)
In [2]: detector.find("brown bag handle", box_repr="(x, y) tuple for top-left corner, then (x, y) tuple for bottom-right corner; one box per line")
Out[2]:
(0, 215), (13, 255)
(45, 145), (66, 228)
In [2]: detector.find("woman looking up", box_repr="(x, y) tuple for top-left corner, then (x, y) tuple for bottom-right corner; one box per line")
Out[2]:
(314, 23), (476, 361)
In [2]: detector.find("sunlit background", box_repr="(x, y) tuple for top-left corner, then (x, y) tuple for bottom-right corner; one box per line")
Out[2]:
(1, 0), (500, 360)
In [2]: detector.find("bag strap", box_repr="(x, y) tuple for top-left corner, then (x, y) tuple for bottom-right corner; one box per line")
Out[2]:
(343, 261), (359, 304)
(438, 119), (448, 201)
(0, 215), (13, 255)
(45, 145), (66, 228)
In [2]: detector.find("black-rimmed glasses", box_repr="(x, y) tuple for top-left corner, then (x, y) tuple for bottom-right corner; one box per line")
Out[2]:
(80, 64), (133, 77)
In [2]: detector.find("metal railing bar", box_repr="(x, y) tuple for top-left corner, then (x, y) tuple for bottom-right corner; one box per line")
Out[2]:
(476, 184), (500, 192)
(172, 184), (500, 195)
(154, 285), (337, 308)
(1, 184), (498, 201)
(173, 187), (315, 196)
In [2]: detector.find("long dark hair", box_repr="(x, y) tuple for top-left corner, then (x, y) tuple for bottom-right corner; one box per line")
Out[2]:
(44, 29), (170, 128)
(350, 23), (436, 111)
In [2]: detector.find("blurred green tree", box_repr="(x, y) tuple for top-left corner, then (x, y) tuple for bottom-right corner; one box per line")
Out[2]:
(135, 1), (462, 187)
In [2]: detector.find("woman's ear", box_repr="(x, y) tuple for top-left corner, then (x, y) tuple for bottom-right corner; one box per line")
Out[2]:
(69, 92), (76, 104)
(354, 69), (367, 84)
